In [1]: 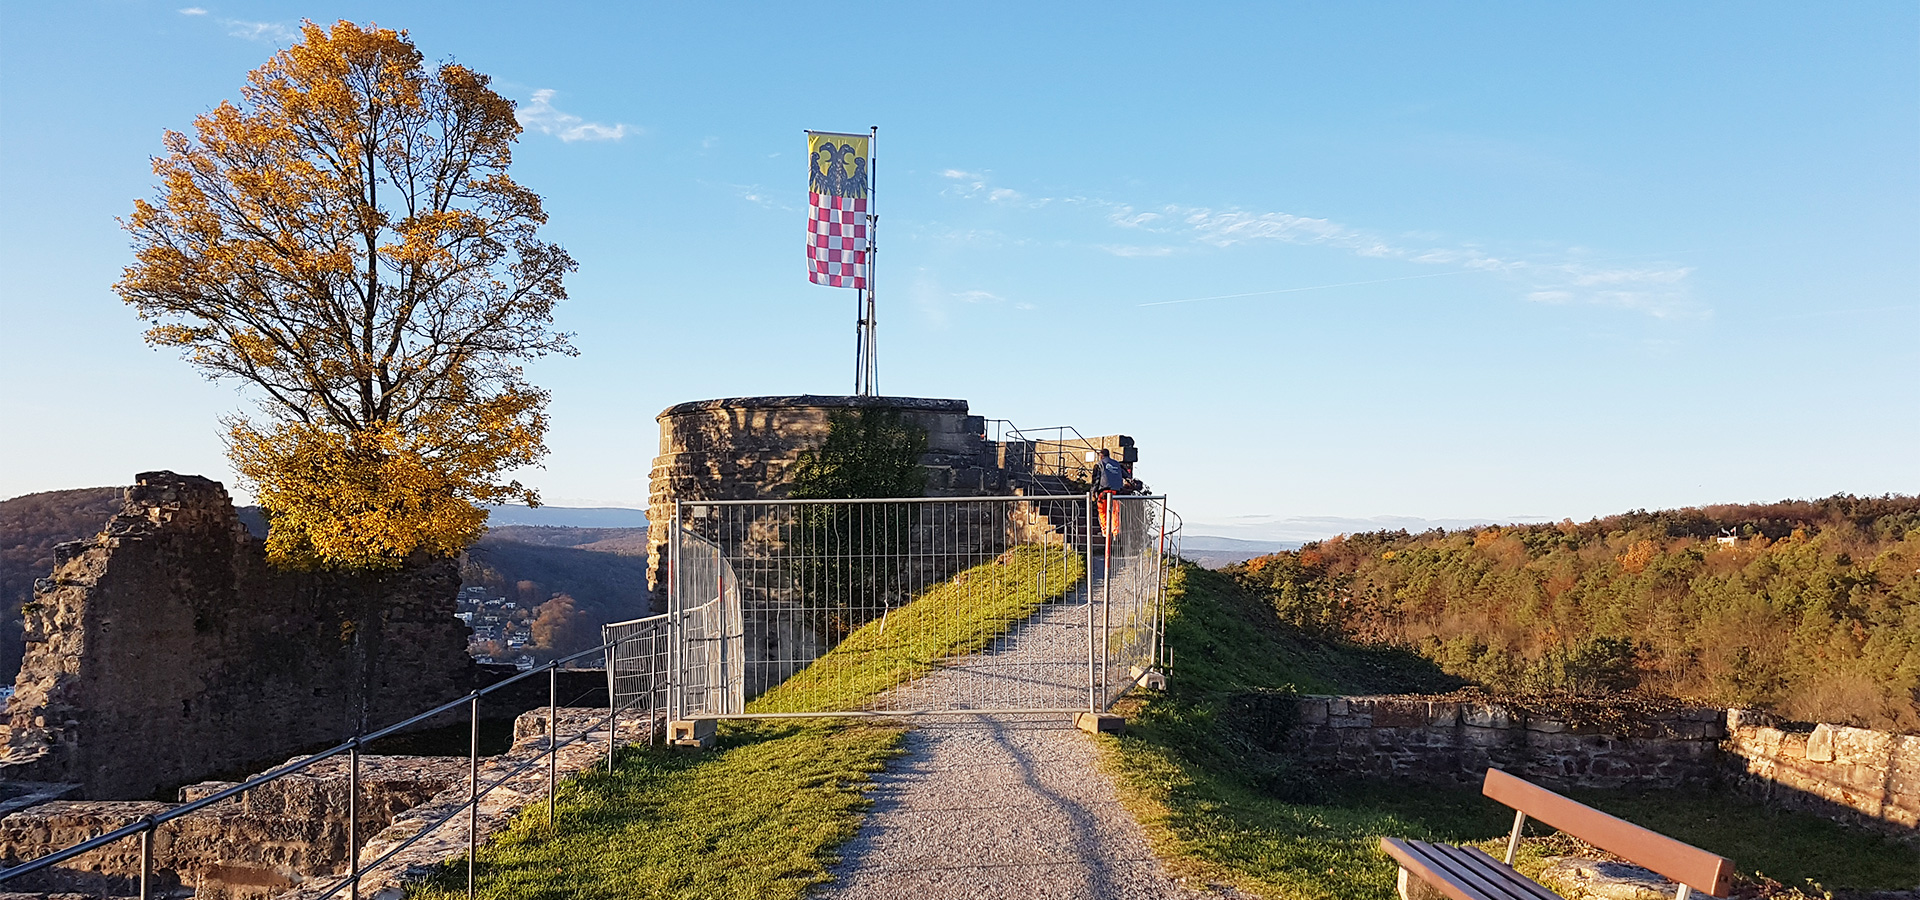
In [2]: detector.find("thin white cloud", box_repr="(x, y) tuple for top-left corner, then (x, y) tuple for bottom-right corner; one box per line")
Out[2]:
(938, 169), (1045, 206)
(707, 181), (791, 212)
(1167, 204), (1698, 316)
(222, 18), (294, 41)
(178, 7), (208, 15)
(1100, 244), (1176, 258)
(517, 90), (631, 143)
(940, 172), (1702, 318)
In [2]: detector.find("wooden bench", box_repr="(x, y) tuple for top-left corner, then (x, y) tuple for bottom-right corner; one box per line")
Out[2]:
(1380, 769), (1733, 900)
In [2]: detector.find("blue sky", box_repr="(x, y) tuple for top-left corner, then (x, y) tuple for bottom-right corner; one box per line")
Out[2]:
(2, 2), (1915, 535)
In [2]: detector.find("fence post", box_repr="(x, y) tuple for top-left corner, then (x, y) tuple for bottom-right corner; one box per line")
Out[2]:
(669, 502), (681, 724)
(606, 637), (617, 768)
(138, 822), (152, 900)
(1102, 497), (1114, 709)
(547, 663), (558, 827)
(649, 625), (660, 747)
(1086, 493), (1097, 713)
(349, 737), (361, 900)
(467, 693), (479, 900)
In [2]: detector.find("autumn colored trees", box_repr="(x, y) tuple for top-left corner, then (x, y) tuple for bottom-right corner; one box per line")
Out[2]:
(1229, 495), (1920, 732)
(118, 21), (573, 569)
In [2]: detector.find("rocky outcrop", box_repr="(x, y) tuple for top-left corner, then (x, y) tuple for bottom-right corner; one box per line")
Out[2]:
(1, 472), (473, 800)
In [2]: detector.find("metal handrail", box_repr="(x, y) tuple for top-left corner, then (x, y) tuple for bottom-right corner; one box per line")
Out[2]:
(981, 419), (1110, 487)
(0, 614), (670, 899)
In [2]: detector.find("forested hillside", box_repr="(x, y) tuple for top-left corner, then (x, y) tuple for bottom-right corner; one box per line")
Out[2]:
(0, 488), (125, 679)
(1228, 494), (1920, 732)
(459, 527), (653, 659)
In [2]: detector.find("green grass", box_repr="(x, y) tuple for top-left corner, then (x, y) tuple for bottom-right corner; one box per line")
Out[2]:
(747, 544), (1084, 713)
(408, 721), (903, 900)
(407, 544), (1088, 900)
(1099, 563), (1920, 899)
(1542, 788), (1920, 895)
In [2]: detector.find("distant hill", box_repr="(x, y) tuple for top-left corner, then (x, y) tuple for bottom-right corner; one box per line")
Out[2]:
(1228, 494), (1920, 733)
(1181, 535), (1304, 570)
(460, 526), (655, 659)
(483, 505), (648, 528)
(484, 525), (649, 556)
(0, 487), (126, 680)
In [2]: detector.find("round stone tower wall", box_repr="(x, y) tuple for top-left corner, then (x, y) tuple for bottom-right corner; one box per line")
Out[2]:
(645, 395), (995, 603)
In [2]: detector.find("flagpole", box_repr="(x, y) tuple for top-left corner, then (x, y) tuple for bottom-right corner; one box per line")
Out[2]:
(865, 124), (879, 396)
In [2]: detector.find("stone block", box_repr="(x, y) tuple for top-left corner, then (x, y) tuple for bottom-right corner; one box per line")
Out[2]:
(1806, 724), (1835, 762)
(1427, 702), (1460, 727)
(1075, 712), (1124, 735)
(1372, 699), (1427, 728)
(669, 718), (716, 749)
(1830, 726), (1893, 765)
(1297, 698), (1329, 725)
(1462, 704), (1513, 730)
(1463, 725), (1519, 748)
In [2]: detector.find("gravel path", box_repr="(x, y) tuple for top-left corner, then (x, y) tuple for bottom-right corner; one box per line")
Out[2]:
(823, 564), (1235, 900)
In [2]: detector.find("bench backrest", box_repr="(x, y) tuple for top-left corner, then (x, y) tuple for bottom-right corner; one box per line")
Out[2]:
(1483, 769), (1732, 897)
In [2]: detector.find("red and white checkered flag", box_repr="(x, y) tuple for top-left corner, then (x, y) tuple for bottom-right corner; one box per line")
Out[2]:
(806, 131), (871, 289)
(807, 193), (867, 289)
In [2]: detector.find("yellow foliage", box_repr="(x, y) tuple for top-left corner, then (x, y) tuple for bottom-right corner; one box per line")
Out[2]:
(230, 387), (545, 569)
(1620, 539), (1659, 574)
(116, 20), (575, 570)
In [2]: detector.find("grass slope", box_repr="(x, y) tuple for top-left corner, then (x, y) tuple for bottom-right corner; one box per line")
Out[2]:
(410, 544), (1086, 900)
(1101, 563), (1920, 899)
(749, 544), (1084, 713)
(409, 723), (901, 900)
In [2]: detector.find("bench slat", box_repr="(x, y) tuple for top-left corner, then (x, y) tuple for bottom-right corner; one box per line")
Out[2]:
(1429, 843), (1562, 900)
(1381, 838), (1559, 900)
(1482, 769), (1732, 897)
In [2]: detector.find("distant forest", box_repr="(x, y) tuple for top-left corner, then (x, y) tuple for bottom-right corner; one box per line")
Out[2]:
(0, 487), (125, 679)
(1227, 494), (1920, 732)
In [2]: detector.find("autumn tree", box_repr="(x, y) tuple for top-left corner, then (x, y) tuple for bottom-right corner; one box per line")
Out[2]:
(117, 21), (575, 569)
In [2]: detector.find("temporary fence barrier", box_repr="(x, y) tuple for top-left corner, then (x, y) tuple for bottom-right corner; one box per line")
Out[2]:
(656, 494), (1173, 720)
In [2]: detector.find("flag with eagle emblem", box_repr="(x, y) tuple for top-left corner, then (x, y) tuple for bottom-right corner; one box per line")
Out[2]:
(806, 131), (870, 288)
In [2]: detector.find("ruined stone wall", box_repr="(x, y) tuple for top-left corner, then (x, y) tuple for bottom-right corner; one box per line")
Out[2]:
(0, 756), (463, 899)
(1722, 709), (1919, 834)
(1282, 695), (1726, 789)
(1, 472), (473, 800)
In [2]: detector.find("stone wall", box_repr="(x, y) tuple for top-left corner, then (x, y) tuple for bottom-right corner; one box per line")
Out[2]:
(1723, 709), (1919, 834)
(0, 706), (656, 900)
(1282, 695), (1726, 789)
(0, 756), (464, 899)
(0, 472), (473, 800)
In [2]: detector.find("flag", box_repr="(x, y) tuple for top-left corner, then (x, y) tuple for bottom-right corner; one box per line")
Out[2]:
(806, 131), (870, 289)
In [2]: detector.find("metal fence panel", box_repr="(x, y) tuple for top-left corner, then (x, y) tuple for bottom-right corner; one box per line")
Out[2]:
(1096, 495), (1171, 708)
(603, 614), (668, 721)
(667, 526), (745, 718)
(668, 494), (1172, 718)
